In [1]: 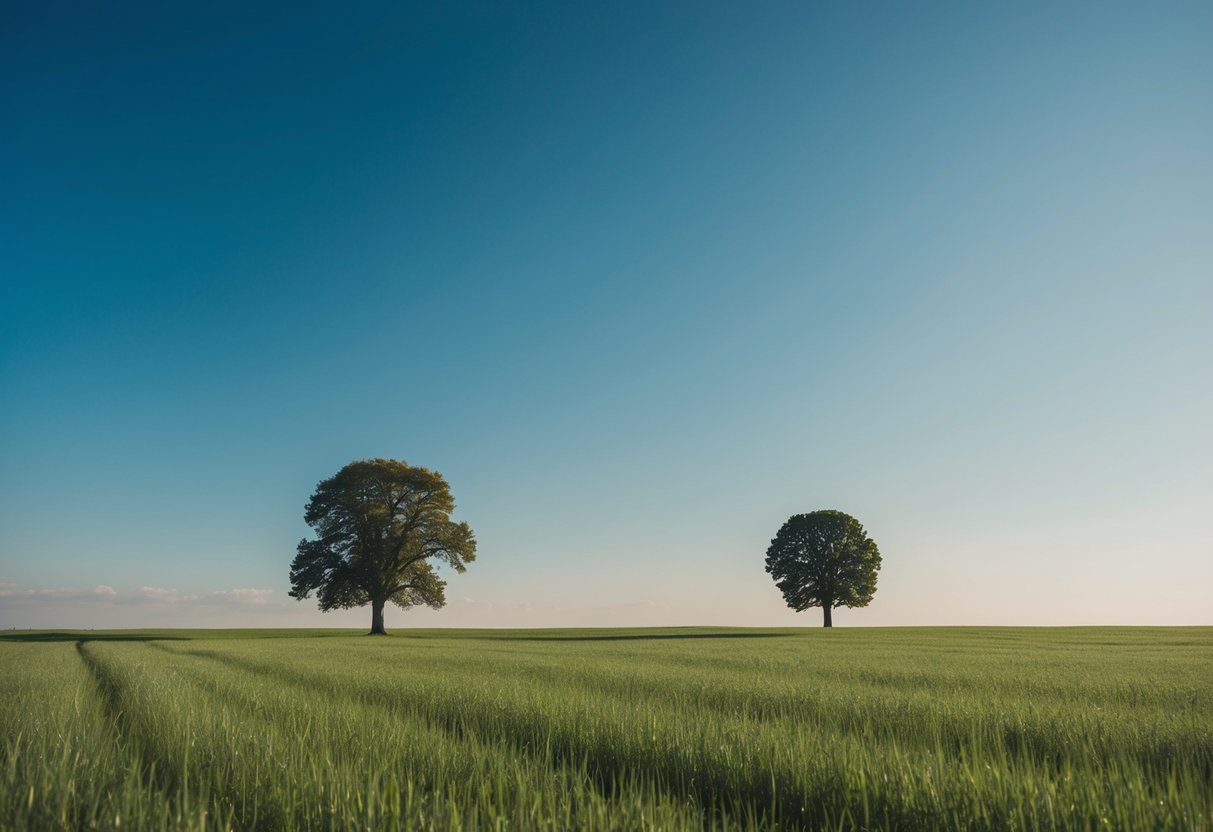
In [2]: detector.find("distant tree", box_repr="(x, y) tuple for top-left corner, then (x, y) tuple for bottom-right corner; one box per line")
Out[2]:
(289, 459), (476, 635)
(764, 510), (881, 627)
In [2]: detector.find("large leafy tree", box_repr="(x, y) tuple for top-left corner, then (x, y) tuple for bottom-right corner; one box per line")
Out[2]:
(289, 459), (476, 634)
(764, 510), (881, 627)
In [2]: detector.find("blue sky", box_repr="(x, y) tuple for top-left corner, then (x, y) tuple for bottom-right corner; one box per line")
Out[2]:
(2, 1), (1210, 628)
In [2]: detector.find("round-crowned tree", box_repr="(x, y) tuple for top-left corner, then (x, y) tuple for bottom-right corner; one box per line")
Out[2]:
(764, 510), (881, 627)
(289, 459), (476, 635)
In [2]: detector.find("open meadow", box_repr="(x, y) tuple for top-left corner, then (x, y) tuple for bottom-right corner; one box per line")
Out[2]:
(2, 627), (1210, 830)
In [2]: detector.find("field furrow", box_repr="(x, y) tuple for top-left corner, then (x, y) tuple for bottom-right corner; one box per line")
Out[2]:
(3, 628), (1210, 831)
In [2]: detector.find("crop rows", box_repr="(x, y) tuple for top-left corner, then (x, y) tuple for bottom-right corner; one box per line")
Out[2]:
(2, 627), (1210, 830)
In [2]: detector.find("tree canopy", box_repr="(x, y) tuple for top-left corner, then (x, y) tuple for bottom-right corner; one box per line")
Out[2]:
(289, 458), (476, 634)
(764, 510), (881, 627)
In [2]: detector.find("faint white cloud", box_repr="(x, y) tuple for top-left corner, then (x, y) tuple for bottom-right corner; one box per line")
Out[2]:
(0, 583), (274, 608)
(0, 587), (91, 600)
(133, 586), (177, 599)
(0, 581), (300, 628)
(48, 588), (86, 598)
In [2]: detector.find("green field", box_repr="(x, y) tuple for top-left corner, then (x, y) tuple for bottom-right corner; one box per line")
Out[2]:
(2, 627), (1210, 831)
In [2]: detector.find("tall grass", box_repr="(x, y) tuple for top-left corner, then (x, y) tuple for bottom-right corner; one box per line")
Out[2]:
(0, 640), (226, 830)
(2, 627), (1210, 830)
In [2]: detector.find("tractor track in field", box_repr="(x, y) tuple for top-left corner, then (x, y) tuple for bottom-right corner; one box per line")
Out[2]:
(153, 639), (1187, 778)
(73, 640), (181, 796)
(158, 641), (1213, 830)
(158, 644), (890, 831)
(77, 640), (293, 830)
(15, 631), (1204, 831)
(150, 644), (657, 826)
(142, 641), (674, 830)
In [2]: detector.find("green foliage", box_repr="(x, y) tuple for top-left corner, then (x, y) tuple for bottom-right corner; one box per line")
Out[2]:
(765, 510), (881, 625)
(289, 459), (476, 631)
(2, 628), (1210, 830)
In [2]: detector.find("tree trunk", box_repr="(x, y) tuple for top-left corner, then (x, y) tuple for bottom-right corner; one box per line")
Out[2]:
(370, 598), (387, 635)
(822, 603), (833, 628)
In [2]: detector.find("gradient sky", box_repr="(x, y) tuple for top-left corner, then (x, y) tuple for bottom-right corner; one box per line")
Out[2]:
(2, 1), (1211, 629)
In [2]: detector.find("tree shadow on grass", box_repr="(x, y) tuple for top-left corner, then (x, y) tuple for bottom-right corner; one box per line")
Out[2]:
(0, 631), (188, 643)
(479, 632), (796, 643)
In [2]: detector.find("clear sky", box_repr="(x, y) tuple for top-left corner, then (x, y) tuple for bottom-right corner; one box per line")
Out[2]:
(2, 1), (1210, 629)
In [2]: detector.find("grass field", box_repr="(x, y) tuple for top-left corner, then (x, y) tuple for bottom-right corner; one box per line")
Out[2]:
(1, 627), (1210, 830)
